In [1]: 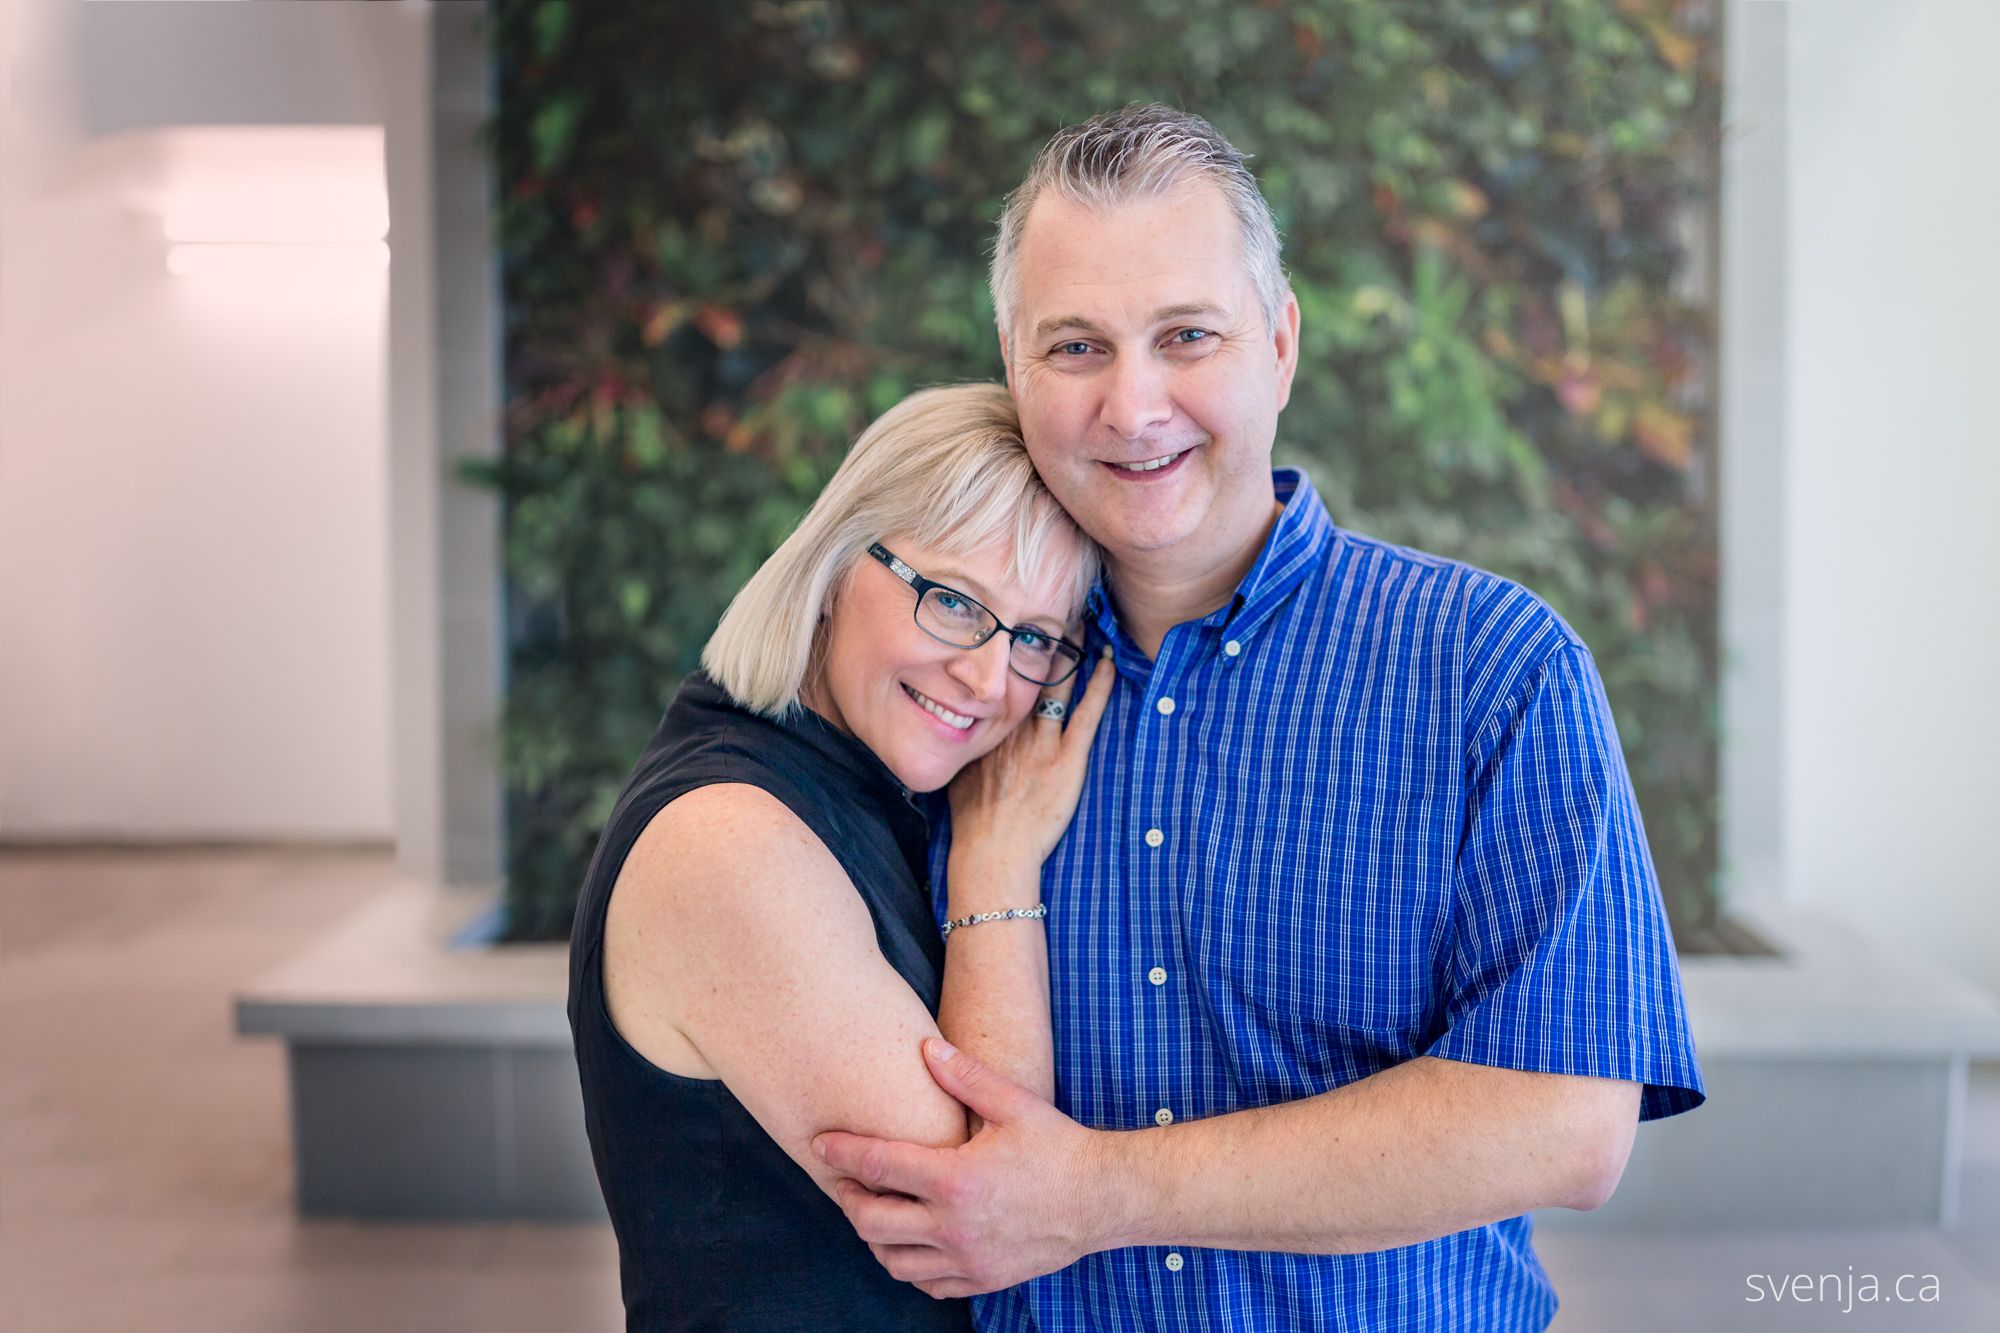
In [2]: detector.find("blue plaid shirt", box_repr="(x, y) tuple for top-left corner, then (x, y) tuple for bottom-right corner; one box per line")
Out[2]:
(927, 466), (1705, 1332)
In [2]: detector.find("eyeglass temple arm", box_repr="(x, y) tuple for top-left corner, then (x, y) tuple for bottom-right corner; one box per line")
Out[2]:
(868, 543), (921, 588)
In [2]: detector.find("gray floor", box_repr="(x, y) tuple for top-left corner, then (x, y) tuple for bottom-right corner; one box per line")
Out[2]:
(2, 846), (1995, 1332)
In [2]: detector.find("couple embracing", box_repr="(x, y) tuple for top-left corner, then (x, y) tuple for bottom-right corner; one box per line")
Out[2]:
(568, 104), (1705, 1333)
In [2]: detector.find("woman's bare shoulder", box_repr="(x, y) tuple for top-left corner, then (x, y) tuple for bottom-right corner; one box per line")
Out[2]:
(602, 783), (861, 1080)
(623, 782), (843, 903)
(602, 781), (965, 1173)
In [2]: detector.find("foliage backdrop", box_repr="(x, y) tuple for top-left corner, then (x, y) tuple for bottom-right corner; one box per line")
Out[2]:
(475, 0), (1722, 944)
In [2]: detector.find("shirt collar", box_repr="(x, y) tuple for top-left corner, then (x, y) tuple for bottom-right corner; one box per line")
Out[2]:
(1082, 465), (1339, 654)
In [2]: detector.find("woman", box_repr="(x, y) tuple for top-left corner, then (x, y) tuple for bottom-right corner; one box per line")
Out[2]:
(567, 382), (1113, 1330)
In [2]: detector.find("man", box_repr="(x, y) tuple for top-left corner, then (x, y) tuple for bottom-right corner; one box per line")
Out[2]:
(813, 104), (1705, 1331)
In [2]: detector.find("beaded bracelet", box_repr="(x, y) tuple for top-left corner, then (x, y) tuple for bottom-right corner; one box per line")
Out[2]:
(940, 903), (1048, 938)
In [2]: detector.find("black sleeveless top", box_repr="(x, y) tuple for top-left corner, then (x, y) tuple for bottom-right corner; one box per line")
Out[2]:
(567, 670), (972, 1333)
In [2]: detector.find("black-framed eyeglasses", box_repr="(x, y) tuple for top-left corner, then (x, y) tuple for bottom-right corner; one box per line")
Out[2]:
(866, 543), (1085, 687)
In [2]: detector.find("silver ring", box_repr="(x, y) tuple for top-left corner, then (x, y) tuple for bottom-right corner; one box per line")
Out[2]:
(1032, 697), (1068, 722)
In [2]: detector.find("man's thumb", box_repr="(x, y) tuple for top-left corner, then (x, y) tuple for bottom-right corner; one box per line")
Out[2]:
(924, 1037), (1032, 1122)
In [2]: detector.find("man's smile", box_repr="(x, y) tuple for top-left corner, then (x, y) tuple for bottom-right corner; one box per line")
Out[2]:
(1102, 447), (1194, 480)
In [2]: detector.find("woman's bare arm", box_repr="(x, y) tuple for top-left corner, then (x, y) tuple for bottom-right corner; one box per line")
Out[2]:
(935, 852), (1053, 1102)
(603, 653), (1116, 1193)
(603, 783), (971, 1197)
(932, 652), (1116, 1110)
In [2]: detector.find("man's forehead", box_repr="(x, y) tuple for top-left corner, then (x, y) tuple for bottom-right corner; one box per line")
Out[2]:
(1012, 183), (1250, 326)
(1017, 182), (1233, 257)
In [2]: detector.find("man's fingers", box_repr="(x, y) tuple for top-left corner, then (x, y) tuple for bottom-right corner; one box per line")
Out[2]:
(869, 1241), (961, 1285)
(877, 1244), (998, 1300)
(813, 1130), (950, 1200)
(833, 1179), (939, 1246)
(923, 1035), (1042, 1125)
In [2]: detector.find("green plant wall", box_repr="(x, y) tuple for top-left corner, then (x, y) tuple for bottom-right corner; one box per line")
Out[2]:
(475, 0), (1722, 945)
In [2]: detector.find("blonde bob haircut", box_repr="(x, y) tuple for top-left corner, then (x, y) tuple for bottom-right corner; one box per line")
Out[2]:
(700, 382), (1099, 719)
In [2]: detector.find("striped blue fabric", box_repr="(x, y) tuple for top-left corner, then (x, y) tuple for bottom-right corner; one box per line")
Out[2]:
(927, 466), (1705, 1332)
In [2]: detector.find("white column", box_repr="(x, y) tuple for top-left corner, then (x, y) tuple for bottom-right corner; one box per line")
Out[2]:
(1723, 0), (2000, 994)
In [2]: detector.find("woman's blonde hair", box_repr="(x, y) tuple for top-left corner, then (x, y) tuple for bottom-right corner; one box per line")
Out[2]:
(701, 382), (1098, 718)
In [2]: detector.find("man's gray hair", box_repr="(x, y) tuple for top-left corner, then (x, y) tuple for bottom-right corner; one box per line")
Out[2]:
(989, 103), (1289, 340)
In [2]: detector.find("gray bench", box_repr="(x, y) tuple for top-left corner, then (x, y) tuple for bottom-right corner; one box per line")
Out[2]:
(238, 892), (2000, 1226)
(235, 889), (601, 1219)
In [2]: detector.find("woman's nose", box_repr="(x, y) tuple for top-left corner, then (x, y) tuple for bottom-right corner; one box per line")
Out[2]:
(943, 635), (1013, 703)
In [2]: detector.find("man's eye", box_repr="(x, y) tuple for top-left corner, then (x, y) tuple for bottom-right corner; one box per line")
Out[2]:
(1169, 328), (1213, 346)
(1053, 341), (1094, 357)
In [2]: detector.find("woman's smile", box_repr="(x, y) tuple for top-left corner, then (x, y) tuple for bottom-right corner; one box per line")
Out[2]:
(902, 682), (980, 739)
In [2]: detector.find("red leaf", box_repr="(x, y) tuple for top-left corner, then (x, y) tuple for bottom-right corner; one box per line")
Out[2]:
(695, 306), (744, 349)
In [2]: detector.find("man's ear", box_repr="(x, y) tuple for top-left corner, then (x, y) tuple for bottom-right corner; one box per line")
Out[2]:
(998, 327), (1017, 397)
(1272, 290), (1301, 414)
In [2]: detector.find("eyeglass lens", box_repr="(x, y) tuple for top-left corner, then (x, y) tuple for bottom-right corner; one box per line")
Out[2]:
(915, 587), (1080, 685)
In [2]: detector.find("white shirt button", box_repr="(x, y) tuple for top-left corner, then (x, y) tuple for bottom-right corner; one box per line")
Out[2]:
(1223, 639), (1241, 657)
(1144, 827), (1164, 848)
(1156, 696), (1176, 716)
(1164, 1252), (1185, 1272)
(1148, 966), (1167, 986)
(1154, 1107), (1174, 1126)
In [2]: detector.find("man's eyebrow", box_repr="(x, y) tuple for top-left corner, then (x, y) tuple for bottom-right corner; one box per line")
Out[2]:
(1032, 314), (1105, 339)
(1032, 304), (1225, 339)
(1150, 303), (1223, 324)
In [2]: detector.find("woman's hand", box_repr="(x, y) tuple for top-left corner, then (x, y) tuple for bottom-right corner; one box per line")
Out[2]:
(934, 635), (1111, 1108)
(948, 641), (1116, 874)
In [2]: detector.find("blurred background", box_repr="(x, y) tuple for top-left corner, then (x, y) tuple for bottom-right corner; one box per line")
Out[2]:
(1, 1), (1995, 1329)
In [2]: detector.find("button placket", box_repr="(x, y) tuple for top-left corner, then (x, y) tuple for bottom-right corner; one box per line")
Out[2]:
(1138, 647), (1193, 1191)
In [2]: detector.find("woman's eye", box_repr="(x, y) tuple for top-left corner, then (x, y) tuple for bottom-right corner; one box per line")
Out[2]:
(1013, 630), (1052, 654)
(931, 592), (985, 625)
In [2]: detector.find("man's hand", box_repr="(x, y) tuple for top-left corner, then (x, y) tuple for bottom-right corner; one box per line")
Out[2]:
(812, 1037), (1118, 1299)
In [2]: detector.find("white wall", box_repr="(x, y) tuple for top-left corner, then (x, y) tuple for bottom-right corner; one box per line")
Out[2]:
(1725, 0), (2000, 994)
(0, 1), (434, 841)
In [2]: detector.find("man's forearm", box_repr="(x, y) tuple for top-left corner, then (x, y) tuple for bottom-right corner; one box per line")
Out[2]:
(1087, 1056), (1638, 1254)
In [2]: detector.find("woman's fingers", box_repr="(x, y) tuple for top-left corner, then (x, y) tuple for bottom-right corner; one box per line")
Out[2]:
(1061, 647), (1117, 757)
(1031, 685), (1069, 734)
(1053, 619), (1089, 708)
(1028, 622), (1090, 735)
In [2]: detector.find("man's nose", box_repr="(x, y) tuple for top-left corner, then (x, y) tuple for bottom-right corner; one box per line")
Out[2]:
(1100, 355), (1173, 441)
(943, 635), (1013, 705)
